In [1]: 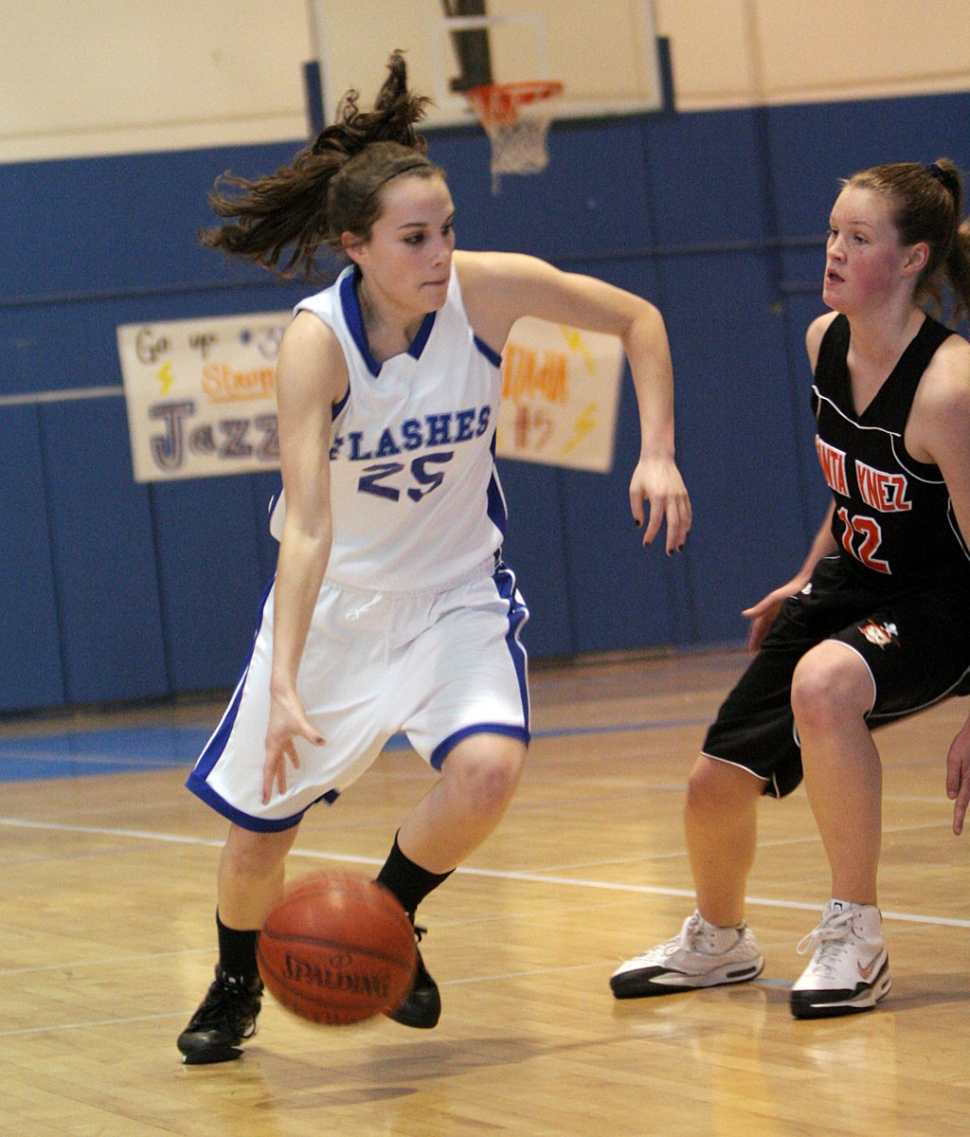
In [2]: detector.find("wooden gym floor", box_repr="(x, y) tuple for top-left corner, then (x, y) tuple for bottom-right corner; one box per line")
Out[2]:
(2, 647), (968, 1136)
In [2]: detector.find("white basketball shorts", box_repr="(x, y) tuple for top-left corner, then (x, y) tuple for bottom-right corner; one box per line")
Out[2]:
(186, 559), (530, 831)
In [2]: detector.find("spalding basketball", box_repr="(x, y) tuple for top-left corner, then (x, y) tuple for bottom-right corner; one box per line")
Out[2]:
(257, 871), (417, 1026)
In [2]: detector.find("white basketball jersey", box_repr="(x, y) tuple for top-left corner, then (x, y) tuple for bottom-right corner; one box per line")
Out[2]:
(272, 265), (507, 592)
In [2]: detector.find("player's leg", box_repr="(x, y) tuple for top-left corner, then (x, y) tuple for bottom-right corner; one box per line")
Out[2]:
(785, 570), (970, 1017)
(791, 640), (881, 905)
(218, 821), (302, 927)
(610, 756), (766, 998)
(378, 732), (527, 1028)
(179, 578), (414, 1054)
(609, 600), (816, 1000)
(687, 755), (764, 926)
(379, 564), (530, 1028)
(785, 575), (970, 1021)
(398, 729), (527, 871)
(788, 639), (888, 1019)
(178, 825), (299, 1064)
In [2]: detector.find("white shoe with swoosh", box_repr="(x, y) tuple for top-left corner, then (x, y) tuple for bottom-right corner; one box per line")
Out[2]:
(790, 900), (891, 1019)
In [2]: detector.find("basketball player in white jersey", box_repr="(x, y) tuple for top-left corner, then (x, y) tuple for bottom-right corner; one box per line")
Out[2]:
(611, 159), (970, 1019)
(176, 52), (691, 1063)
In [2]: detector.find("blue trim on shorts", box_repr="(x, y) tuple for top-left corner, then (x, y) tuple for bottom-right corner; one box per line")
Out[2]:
(185, 574), (346, 831)
(430, 722), (530, 771)
(185, 770), (342, 831)
(187, 575), (275, 791)
(494, 561), (530, 732)
(185, 773), (315, 832)
(430, 562), (532, 770)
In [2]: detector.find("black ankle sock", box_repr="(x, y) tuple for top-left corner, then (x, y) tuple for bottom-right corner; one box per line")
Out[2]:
(216, 911), (260, 980)
(375, 834), (454, 921)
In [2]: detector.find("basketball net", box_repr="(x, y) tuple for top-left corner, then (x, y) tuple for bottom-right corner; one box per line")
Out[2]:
(465, 81), (563, 195)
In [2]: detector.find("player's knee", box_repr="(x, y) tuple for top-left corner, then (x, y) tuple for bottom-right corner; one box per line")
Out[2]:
(444, 736), (526, 816)
(224, 824), (295, 879)
(791, 645), (871, 733)
(472, 746), (525, 814)
(686, 755), (759, 820)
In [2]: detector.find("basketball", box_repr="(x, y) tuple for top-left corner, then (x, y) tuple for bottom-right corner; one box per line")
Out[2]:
(257, 871), (417, 1026)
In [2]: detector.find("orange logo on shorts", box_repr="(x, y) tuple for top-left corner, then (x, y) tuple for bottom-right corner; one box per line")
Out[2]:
(858, 620), (898, 649)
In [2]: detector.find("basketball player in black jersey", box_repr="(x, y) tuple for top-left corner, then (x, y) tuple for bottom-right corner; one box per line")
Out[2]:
(611, 159), (970, 1019)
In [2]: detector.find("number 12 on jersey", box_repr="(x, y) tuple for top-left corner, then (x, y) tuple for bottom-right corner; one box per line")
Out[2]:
(837, 506), (890, 574)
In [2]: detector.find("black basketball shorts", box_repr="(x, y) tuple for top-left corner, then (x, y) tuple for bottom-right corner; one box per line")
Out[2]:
(702, 555), (970, 798)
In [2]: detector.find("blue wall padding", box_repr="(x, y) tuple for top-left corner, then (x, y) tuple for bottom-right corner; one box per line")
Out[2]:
(0, 405), (64, 709)
(1, 91), (967, 710)
(38, 398), (168, 704)
(148, 476), (270, 692)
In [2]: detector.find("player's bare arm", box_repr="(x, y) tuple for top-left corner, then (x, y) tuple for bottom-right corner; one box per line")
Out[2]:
(905, 334), (970, 832)
(262, 313), (346, 802)
(905, 334), (970, 548)
(456, 251), (691, 553)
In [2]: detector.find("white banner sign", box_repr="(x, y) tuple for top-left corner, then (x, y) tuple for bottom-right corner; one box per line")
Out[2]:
(117, 312), (290, 482)
(496, 317), (624, 473)
(118, 311), (624, 482)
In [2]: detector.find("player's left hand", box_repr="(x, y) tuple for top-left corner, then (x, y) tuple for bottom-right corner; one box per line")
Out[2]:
(946, 713), (970, 835)
(629, 455), (692, 554)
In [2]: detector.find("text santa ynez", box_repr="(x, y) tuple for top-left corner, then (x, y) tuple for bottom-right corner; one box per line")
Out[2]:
(814, 437), (912, 513)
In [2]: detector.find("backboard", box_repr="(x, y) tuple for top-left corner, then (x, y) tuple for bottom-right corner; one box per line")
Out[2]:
(307, 0), (664, 129)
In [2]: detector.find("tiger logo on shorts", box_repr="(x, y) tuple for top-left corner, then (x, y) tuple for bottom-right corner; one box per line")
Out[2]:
(859, 619), (899, 649)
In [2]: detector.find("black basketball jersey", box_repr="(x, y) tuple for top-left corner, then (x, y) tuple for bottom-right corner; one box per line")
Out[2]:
(811, 313), (970, 584)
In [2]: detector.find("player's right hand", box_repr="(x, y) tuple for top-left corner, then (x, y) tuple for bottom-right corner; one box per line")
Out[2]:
(741, 573), (810, 653)
(263, 690), (324, 804)
(946, 715), (970, 836)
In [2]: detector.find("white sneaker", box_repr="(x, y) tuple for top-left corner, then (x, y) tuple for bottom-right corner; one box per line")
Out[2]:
(790, 900), (891, 1019)
(610, 911), (764, 999)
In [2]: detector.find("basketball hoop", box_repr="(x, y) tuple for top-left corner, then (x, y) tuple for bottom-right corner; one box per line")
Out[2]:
(465, 81), (563, 195)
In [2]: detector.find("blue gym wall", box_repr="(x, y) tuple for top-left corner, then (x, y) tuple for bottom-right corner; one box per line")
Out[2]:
(2, 91), (969, 712)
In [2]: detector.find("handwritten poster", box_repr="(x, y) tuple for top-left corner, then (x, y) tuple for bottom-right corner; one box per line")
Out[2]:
(117, 311), (290, 483)
(118, 311), (623, 483)
(496, 317), (624, 472)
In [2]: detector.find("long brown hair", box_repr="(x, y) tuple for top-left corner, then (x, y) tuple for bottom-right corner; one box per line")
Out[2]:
(199, 52), (443, 278)
(844, 158), (970, 323)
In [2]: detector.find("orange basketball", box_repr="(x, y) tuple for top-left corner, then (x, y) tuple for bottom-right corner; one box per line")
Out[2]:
(257, 871), (416, 1026)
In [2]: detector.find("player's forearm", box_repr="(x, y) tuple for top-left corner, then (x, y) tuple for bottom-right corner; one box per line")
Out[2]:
(270, 527), (331, 696)
(623, 303), (677, 461)
(801, 503), (838, 575)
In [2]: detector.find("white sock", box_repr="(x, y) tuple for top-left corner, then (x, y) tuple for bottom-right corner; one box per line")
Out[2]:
(696, 912), (743, 952)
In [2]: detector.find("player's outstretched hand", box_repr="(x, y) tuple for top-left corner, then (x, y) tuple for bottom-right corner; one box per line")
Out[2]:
(263, 689), (324, 804)
(741, 573), (811, 653)
(629, 455), (692, 555)
(946, 714), (970, 835)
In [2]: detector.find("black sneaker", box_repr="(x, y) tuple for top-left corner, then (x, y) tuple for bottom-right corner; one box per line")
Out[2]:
(386, 927), (441, 1029)
(177, 966), (263, 1064)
